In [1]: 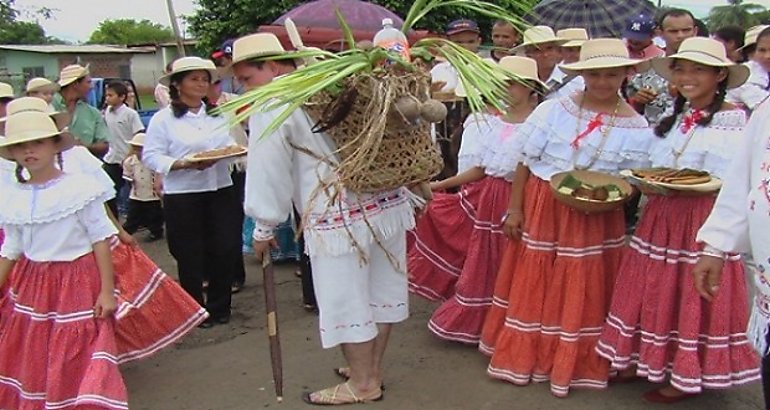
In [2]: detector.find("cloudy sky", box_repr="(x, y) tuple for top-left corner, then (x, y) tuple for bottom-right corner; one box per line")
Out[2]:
(14, 0), (770, 43)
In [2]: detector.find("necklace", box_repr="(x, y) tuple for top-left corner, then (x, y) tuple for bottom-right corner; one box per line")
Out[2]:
(670, 107), (706, 168)
(571, 96), (621, 170)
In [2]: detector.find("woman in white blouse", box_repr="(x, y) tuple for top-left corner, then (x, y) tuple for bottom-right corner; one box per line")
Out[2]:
(143, 57), (244, 328)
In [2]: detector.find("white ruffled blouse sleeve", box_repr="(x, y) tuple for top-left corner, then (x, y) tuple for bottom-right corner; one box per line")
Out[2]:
(76, 198), (119, 244)
(457, 113), (498, 174)
(0, 225), (23, 260)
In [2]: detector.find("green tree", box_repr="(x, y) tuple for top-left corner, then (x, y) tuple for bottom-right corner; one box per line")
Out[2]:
(188, 0), (534, 54)
(88, 19), (174, 45)
(0, 0), (56, 44)
(707, 0), (766, 30)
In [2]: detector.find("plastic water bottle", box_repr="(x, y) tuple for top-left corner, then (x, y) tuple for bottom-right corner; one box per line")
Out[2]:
(373, 18), (410, 64)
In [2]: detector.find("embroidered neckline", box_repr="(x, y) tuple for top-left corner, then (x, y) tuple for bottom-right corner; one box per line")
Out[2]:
(16, 173), (65, 190)
(560, 96), (647, 128)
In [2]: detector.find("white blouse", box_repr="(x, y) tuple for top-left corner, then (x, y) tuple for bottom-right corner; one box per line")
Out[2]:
(726, 60), (770, 112)
(520, 97), (654, 180)
(143, 105), (235, 194)
(457, 112), (499, 174)
(480, 119), (524, 181)
(0, 173), (117, 262)
(650, 109), (747, 179)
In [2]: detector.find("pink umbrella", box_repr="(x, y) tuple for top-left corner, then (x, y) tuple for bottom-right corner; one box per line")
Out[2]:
(273, 0), (404, 31)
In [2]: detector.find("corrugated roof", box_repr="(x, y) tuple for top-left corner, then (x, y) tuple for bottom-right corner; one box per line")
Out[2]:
(0, 45), (152, 54)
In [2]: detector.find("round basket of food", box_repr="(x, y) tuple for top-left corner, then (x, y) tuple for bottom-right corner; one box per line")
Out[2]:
(550, 170), (633, 214)
(620, 168), (721, 195)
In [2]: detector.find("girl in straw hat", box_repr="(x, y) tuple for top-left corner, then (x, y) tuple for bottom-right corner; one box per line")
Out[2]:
(479, 38), (656, 397)
(143, 56), (244, 328)
(409, 57), (545, 345)
(597, 37), (760, 403)
(727, 26), (770, 112)
(25, 77), (58, 106)
(0, 111), (128, 409)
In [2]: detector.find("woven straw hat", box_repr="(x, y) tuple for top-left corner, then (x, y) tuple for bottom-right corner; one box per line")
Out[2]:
(499, 56), (547, 89)
(512, 26), (568, 53)
(0, 111), (75, 160)
(652, 37), (749, 89)
(557, 28), (589, 48)
(159, 57), (218, 86)
(129, 132), (146, 146)
(0, 82), (13, 99)
(0, 97), (71, 130)
(26, 77), (59, 93)
(58, 64), (89, 87)
(739, 24), (769, 51)
(231, 33), (289, 66)
(560, 38), (644, 75)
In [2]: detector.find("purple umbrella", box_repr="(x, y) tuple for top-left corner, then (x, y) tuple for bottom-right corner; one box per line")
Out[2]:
(274, 0), (404, 31)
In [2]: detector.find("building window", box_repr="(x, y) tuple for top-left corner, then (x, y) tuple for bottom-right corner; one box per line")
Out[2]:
(22, 66), (44, 78)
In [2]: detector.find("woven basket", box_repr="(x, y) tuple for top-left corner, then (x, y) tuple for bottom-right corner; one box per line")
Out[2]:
(549, 170), (633, 214)
(303, 71), (443, 193)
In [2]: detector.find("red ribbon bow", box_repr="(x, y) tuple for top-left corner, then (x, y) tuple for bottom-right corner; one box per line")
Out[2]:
(571, 112), (604, 149)
(680, 109), (705, 133)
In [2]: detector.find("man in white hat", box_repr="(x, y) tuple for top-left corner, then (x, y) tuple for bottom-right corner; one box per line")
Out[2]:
(239, 33), (413, 405)
(512, 26), (568, 98)
(52, 64), (110, 156)
(549, 28), (588, 99)
(627, 8), (698, 125)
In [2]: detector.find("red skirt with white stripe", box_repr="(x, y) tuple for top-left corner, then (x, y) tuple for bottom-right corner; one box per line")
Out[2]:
(480, 176), (624, 397)
(408, 182), (483, 301)
(0, 253), (129, 410)
(596, 194), (760, 393)
(429, 176), (512, 344)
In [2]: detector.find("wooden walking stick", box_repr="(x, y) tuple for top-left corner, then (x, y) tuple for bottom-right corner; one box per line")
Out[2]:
(262, 250), (284, 402)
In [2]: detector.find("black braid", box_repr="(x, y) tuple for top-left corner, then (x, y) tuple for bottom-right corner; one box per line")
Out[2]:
(14, 163), (26, 183)
(654, 93), (686, 137)
(56, 151), (64, 171)
(620, 78), (629, 100)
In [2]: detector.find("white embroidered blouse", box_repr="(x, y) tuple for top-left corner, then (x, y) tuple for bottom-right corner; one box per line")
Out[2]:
(457, 112), (499, 174)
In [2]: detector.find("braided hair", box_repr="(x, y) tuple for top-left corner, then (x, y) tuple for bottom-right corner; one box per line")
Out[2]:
(168, 71), (219, 119)
(13, 136), (65, 183)
(654, 63), (729, 137)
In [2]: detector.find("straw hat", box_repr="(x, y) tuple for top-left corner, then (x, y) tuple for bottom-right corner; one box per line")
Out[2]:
(0, 97), (71, 130)
(512, 26), (568, 53)
(560, 38), (644, 76)
(557, 28), (589, 48)
(498, 56), (548, 89)
(58, 64), (90, 87)
(159, 57), (219, 86)
(0, 111), (75, 160)
(0, 82), (13, 99)
(739, 24), (769, 50)
(231, 33), (288, 66)
(129, 132), (146, 147)
(651, 37), (749, 89)
(25, 77), (59, 94)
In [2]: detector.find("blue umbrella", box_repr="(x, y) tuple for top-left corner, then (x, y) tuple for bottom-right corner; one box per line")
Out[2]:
(529, 0), (657, 39)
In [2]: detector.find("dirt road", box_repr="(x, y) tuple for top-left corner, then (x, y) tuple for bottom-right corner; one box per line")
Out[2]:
(123, 238), (764, 410)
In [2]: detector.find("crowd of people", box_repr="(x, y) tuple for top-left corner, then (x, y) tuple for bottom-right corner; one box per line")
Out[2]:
(0, 4), (769, 409)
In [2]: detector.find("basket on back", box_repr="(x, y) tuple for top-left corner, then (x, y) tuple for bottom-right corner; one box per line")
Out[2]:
(303, 70), (443, 193)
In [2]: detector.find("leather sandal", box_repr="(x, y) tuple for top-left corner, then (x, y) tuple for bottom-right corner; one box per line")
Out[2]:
(333, 368), (385, 390)
(302, 382), (383, 406)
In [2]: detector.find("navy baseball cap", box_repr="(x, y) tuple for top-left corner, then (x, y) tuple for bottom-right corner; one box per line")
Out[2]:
(446, 19), (480, 36)
(211, 39), (235, 59)
(623, 15), (656, 41)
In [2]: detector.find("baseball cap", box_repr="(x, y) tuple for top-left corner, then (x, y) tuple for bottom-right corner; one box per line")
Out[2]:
(623, 15), (656, 41)
(446, 19), (480, 36)
(211, 39), (235, 60)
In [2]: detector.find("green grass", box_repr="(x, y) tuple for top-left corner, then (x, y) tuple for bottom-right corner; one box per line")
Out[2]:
(138, 94), (156, 110)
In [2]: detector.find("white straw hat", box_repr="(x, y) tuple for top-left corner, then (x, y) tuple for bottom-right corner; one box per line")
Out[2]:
(512, 26), (568, 53)
(0, 82), (13, 99)
(25, 77), (59, 94)
(159, 57), (219, 86)
(58, 64), (90, 87)
(739, 25), (769, 51)
(560, 38), (644, 76)
(0, 97), (71, 130)
(128, 132), (146, 146)
(231, 33), (289, 66)
(557, 28), (589, 48)
(498, 56), (548, 89)
(0, 111), (75, 160)
(652, 37), (749, 89)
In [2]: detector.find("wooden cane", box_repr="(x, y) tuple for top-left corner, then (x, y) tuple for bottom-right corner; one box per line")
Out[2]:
(262, 250), (284, 402)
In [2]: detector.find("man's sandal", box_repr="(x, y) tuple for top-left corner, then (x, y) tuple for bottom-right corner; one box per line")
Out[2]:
(302, 382), (383, 406)
(333, 368), (385, 390)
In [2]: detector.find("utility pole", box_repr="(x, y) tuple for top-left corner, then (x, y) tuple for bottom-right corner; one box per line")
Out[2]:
(166, 0), (187, 57)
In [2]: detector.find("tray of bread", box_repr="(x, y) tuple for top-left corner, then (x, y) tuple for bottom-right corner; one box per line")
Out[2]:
(550, 170), (632, 214)
(186, 145), (248, 162)
(620, 168), (722, 192)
